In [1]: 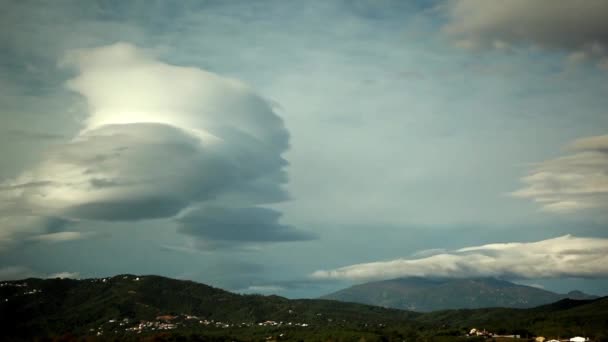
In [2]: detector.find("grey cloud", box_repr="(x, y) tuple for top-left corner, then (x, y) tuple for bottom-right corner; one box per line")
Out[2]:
(442, 0), (608, 68)
(0, 181), (55, 191)
(0, 216), (74, 251)
(1, 129), (66, 141)
(26, 231), (91, 243)
(174, 260), (268, 291)
(0, 266), (36, 280)
(512, 134), (608, 215)
(178, 206), (315, 249)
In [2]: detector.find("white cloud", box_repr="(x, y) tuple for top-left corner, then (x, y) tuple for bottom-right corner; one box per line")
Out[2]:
(411, 248), (448, 258)
(311, 235), (608, 281)
(441, 0), (608, 68)
(27, 231), (90, 243)
(47, 271), (79, 279)
(514, 281), (544, 290)
(512, 134), (608, 214)
(0, 42), (308, 249)
(237, 285), (286, 294)
(0, 266), (78, 280)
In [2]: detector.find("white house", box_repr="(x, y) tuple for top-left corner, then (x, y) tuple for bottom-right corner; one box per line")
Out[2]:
(570, 337), (587, 342)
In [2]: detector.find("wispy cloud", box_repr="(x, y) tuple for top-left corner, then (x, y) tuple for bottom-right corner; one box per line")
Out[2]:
(442, 0), (608, 69)
(312, 235), (608, 281)
(26, 231), (92, 243)
(512, 134), (608, 215)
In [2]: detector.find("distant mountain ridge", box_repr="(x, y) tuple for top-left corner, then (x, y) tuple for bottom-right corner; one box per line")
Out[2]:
(321, 277), (598, 312)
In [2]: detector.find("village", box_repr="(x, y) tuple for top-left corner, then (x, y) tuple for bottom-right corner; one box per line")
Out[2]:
(468, 328), (591, 342)
(92, 313), (312, 336)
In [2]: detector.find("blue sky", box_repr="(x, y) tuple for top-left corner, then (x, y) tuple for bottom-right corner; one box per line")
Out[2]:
(1, 0), (608, 298)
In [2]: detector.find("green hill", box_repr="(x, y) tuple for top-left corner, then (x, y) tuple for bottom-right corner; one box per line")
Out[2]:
(0, 274), (420, 340)
(416, 297), (608, 339)
(1, 275), (606, 341)
(321, 277), (598, 312)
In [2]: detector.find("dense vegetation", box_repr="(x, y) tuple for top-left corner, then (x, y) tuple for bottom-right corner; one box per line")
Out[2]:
(321, 277), (597, 312)
(1, 275), (606, 341)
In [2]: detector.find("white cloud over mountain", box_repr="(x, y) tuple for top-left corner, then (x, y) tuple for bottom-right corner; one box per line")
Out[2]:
(312, 235), (608, 281)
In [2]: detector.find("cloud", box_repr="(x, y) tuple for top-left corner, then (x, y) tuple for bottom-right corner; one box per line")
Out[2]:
(0, 216), (73, 251)
(0, 42), (305, 249)
(177, 206), (315, 249)
(514, 281), (545, 290)
(236, 285), (286, 294)
(26, 231), (91, 243)
(0, 129), (66, 142)
(512, 134), (608, 214)
(441, 0), (608, 68)
(411, 248), (448, 258)
(311, 235), (608, 281)
(0, 266), (78, 281)
(46, 271), (79, 279)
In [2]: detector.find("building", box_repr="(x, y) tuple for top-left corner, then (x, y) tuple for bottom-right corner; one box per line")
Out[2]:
(570, 337), (588, 342)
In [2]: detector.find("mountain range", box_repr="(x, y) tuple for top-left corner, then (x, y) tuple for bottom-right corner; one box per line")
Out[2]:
(321, 277), (598, 312)
(1, 275), (606, 341)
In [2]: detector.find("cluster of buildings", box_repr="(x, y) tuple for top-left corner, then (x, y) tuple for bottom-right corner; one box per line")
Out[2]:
(258, 320), (309, 327)
(0, 282), (27, 288)
(94, 314), (312, 336)
(94, 317), (178, 336)
(536, 337), (590, 342)
(469, 328), (590, 341)
(0, 282), (42, 302)
(90, 275), (142, 284)
(124, 320), (177, 334)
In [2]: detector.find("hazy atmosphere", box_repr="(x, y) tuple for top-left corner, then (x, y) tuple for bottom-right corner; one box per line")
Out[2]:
(2, 0), (608, 299)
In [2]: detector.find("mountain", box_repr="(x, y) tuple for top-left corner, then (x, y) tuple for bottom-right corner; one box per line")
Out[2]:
(1, 275), (605, 341)
(321, 277), (598, 312)
(0, 274), (420, 340)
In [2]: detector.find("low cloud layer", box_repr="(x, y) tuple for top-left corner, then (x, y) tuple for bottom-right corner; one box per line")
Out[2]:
(0, 266), (79, 281)
(312, 235), (608, 281)
(0, 42), (308, 249)
(512, 134), (608, 215)
(442, 0), (608, 68)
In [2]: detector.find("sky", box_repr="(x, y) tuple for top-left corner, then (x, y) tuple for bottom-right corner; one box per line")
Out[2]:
(1, 0), (608, 298)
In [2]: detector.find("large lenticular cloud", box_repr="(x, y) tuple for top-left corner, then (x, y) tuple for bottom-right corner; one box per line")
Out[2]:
(0, 42), (312, 249)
